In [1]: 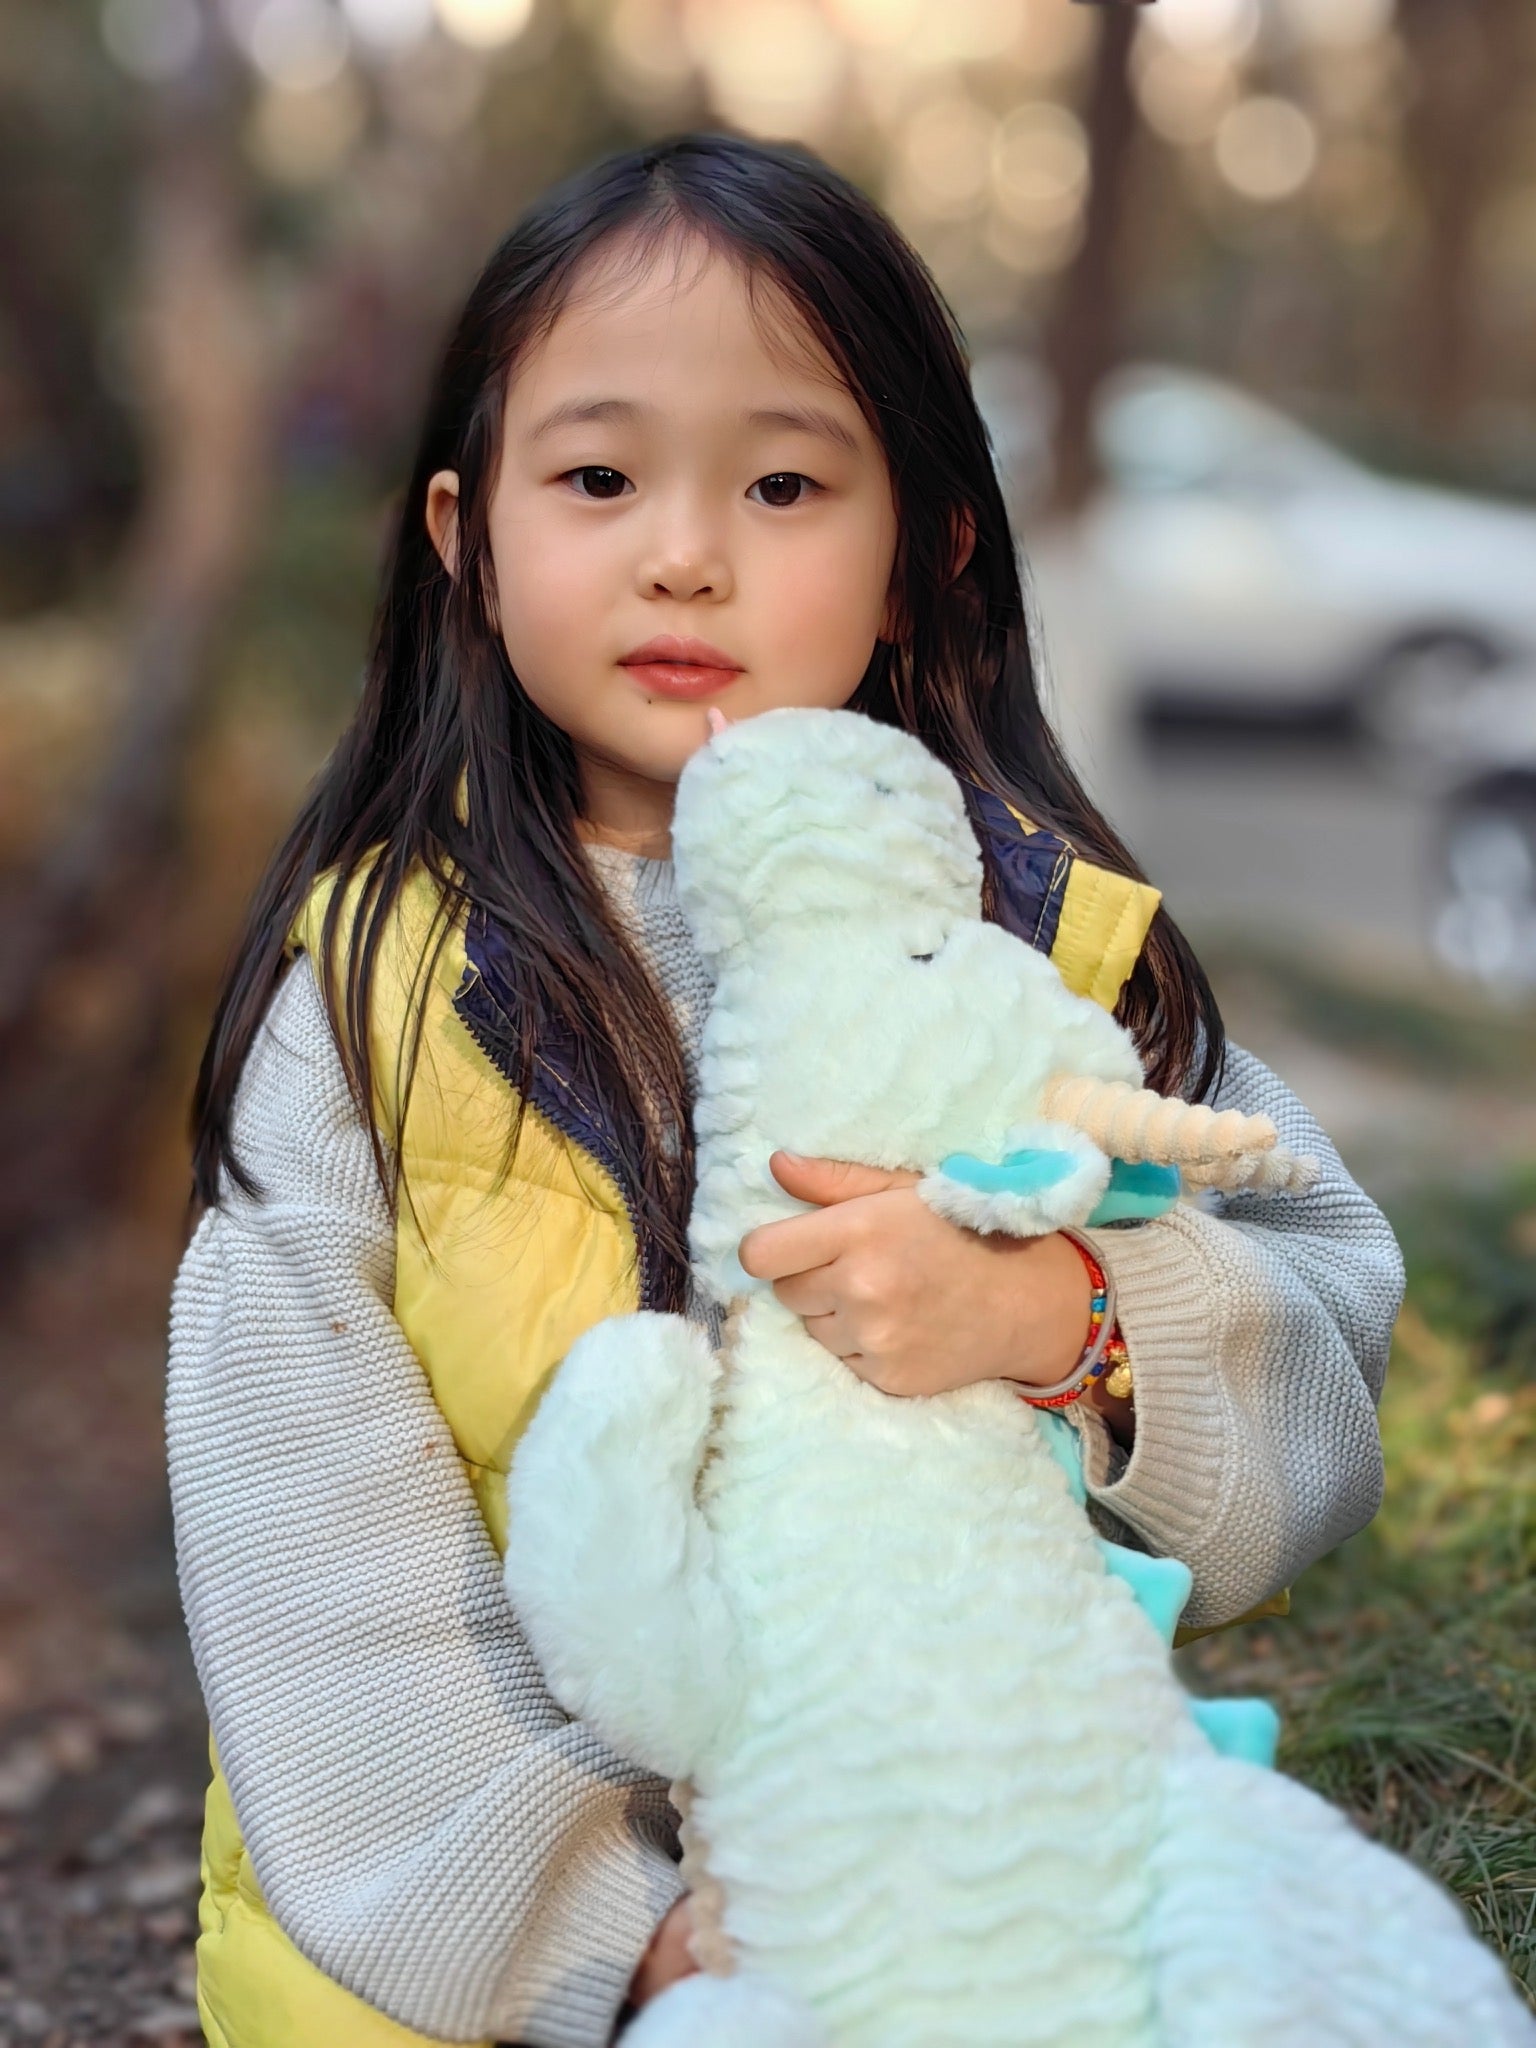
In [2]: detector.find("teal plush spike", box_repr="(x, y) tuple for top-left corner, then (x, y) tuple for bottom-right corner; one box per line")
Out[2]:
(1190, 1697), (1281, 1770)
(1034, 1409), (1087, 1505)
(938, 1147), (1076, 1196)
(1086, 1158), (1182, 1226)
(1098, 1541), (1194, 1644)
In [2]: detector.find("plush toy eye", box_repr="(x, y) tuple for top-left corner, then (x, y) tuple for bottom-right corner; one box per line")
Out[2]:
(873, 780), (894, 796)
(910, 951), (934, 963)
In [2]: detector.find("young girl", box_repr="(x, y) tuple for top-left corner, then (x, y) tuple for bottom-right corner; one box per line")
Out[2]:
(167, 131), (1405, 2048)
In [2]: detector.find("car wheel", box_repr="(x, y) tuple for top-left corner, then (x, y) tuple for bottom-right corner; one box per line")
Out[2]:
(1430, 774), (1536, 997)
(1353, 628), (1505, 764)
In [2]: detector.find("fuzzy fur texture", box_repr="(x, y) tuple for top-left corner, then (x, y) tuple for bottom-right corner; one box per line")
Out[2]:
(916, 1117), (1114, 1236)
(505, 708), (1534, 2046)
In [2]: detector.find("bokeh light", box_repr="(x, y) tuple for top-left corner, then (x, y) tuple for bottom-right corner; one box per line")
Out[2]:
(906, 0), (1022, 68)
(684, 0), (844, 137)
(602, 0), (696, 108)
(339, 0), (434, 49)
(1279, 0), (1396, 51)
(1149, 0), (1260, 60)
(243, 0), (352, 90)
(897, 94), (996, 219)
(248, 70), (369, 183)
(991, 102), (1089, 234)
(823, 0), (923, 52)
(1132, 42), (1238, 149)
(984, 202), (1084, 279)
(433, 0), (535, 52)
(99, 0), (203, 80)
(1215, 96), (1318, 203)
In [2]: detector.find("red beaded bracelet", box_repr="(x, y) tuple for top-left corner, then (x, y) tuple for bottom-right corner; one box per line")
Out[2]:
(1016, 1229), (1133, 1411)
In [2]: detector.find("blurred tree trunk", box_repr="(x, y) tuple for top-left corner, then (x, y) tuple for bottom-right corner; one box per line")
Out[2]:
(0, 14), (272, 1263)
(1041, 5), (1143, 518)
(1395, 0), (1529, 438)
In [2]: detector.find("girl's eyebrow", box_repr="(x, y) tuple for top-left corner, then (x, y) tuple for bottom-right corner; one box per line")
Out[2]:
(525, 394), (860, 454)
(749, 404), (860, 453)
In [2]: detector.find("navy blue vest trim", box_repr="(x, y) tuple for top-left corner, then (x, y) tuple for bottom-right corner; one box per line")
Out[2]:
(961, 783), (1072, 961)
(453, 905), (661, 1311)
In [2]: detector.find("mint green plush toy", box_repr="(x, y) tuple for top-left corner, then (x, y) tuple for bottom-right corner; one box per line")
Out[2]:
(506, 707), (1534, 2047)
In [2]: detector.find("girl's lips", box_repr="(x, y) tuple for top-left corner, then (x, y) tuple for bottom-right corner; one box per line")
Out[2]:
(620, 662), (743, 700)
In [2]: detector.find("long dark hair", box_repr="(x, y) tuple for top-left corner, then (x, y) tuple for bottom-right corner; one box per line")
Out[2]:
(190, 129), (1224, 1312)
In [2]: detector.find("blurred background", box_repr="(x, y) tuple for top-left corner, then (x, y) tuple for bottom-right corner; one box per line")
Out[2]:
(0, 0), (1532, 2036)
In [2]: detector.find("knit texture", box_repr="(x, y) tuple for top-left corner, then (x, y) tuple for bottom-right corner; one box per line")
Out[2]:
(167, 946), (684, 2048)
(166, 839), (1405, 2042)
(582, 839), (724, 1354)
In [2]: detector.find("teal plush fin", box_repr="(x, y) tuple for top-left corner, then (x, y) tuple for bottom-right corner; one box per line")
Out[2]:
(1034, 1409), (1087, 1506)
(1086, 1158), (1182, 1226)
(1190, 1697), (1281, 1769)
(1098, 1541), (1194, 1644)
(939, 1147), (1076, 1196)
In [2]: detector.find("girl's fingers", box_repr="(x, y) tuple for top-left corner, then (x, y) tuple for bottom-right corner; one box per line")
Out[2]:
(770, 1267), (841, 1318)
(793, 1304), (861, 1362)
(738, 1209), (843, 1280)
(770, 1152), (920, 1201)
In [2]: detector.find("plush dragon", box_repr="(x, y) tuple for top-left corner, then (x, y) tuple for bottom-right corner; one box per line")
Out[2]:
(504, 706), (1533, 2047)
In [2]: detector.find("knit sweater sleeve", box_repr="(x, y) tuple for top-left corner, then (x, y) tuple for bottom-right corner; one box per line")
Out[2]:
(1068, 1041), (1405, 1632)
(166, 955), (683, 2048)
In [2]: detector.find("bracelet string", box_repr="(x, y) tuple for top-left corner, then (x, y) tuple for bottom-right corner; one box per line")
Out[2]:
(1015, 1227), (1133, 1411)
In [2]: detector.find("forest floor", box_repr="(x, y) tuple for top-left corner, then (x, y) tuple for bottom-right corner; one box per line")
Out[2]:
(0, 939), (1532, 2043)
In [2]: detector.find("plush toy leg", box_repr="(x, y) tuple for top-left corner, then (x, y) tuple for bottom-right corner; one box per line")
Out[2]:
(504, 1310), (741, 1782)
(620, 1971), (826, 2048)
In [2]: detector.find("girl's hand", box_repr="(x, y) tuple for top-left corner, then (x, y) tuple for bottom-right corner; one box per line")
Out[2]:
(626, 1895), (698, 2010)
(737, 1152), (1096, 1400)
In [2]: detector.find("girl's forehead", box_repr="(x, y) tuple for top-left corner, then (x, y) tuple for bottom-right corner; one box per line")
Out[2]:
(517, 228), (844, 408)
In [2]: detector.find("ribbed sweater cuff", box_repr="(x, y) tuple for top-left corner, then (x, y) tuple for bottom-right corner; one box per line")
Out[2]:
(495, 1832), (685, 2048)
(1071, 1211), (1232, 1555)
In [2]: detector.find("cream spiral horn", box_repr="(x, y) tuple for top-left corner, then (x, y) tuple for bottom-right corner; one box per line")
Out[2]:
(1039, 1075), (1319, 1195)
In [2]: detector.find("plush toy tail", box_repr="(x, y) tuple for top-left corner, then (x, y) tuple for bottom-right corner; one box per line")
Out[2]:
(1039, 1074), (1318, 1195)
(620, 1971), (827, 2048)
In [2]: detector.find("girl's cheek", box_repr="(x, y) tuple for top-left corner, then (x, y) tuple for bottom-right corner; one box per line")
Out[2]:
(773, 531), (889, 655)
(496, 521), (609, 651)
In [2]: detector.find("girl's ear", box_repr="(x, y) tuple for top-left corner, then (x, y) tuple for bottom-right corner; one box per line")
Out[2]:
(879, 506), (976, 644)
(426, 470), (461, 579)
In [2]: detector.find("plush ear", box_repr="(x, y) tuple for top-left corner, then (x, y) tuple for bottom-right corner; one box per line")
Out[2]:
(917, 1121), (1111, 1238)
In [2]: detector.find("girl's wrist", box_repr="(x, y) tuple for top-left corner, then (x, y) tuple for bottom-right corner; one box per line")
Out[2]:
(1004, 1232), (1136, 1443)
(998, 1229), (1095, 1388)
(625, 1895), (697, 2013)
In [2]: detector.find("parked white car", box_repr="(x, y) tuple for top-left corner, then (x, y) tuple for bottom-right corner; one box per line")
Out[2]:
(1415, 664), (1536, 994)
(972, 356), (1536, 744)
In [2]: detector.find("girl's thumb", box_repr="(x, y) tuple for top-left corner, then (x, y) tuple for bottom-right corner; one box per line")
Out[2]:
(706, 706), (729, 736)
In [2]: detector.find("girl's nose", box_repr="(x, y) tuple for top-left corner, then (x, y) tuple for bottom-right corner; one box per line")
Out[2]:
(638, 528), (733, 598)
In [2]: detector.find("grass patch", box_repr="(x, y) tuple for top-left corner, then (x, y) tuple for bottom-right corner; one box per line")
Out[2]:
(1178, 1167), (1536, 2007)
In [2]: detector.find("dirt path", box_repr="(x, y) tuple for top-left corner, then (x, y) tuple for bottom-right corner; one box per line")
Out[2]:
(1, 1210), (208, 2047)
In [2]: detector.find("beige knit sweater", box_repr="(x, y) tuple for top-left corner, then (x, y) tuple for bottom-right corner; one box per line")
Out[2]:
(166, 843), (1405, 2046)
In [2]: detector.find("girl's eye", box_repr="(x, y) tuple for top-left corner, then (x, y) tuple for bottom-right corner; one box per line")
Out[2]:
(749, 472), (819, 509)
(563, 466), (631, 500)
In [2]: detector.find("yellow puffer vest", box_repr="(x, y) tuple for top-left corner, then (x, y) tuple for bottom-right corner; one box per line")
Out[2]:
(192, 804), (1276, 2047)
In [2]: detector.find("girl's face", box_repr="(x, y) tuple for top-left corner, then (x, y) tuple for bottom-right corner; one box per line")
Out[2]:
(426, 230), (902, 854)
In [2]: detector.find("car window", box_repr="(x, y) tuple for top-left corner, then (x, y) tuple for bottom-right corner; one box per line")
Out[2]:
(1097, 383), (1350, 499)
